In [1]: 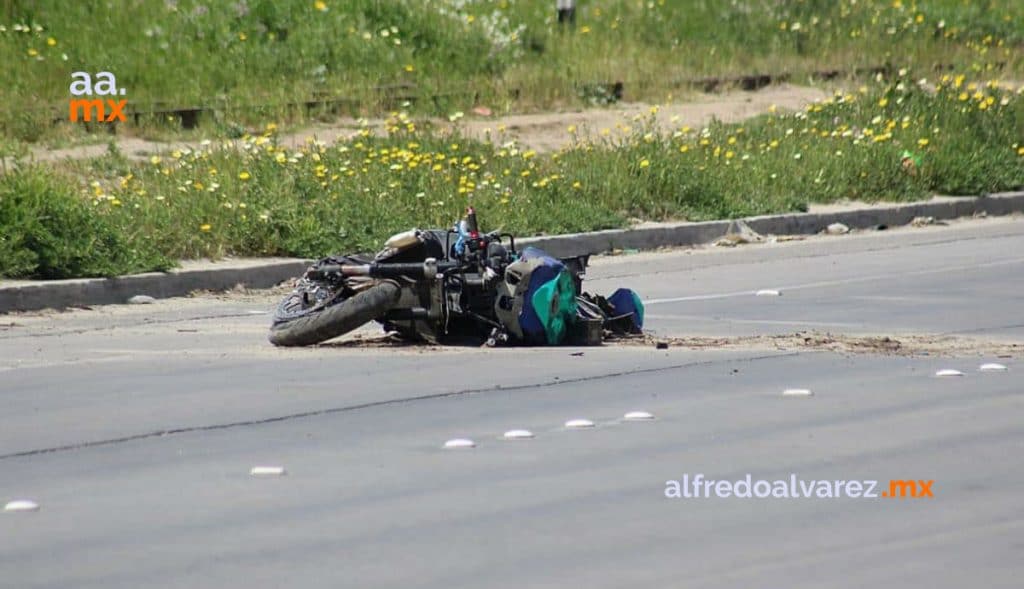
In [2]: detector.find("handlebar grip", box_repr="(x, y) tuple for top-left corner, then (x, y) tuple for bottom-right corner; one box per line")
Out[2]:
(306, 265), (343, 279)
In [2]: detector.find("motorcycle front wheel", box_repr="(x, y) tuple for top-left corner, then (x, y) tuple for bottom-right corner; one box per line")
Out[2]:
(268, 280), (401, 347)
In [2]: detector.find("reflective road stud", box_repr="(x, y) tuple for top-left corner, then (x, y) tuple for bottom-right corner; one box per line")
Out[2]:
(250, 466), (287, 477)
(755, 289), (781, 297)
(503, 429), (534, 440)
(565, 419), (595, 428)
(4, 500), (40, 513)
(782, 388), (813, 397)
(623, 411), (654, 421)
(935, 369), (964, 377)
(444, 438), (476, 449)
(979, 363), (1008, 372)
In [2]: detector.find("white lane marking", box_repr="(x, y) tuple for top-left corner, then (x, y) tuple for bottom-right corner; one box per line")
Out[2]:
(643, 257), (1024, 305)
(250, 466), (287, 476)
(444, 438), (475, 449)
(979, 363), (1008, 372)
(4, 500), (40, 512)
(564, 419), (595, 429)
(503, 429), (535, 440)
(935, 369), (964, 377)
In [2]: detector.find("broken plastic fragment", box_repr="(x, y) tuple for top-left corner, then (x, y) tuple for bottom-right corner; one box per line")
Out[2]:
(826, 222), (850, 235)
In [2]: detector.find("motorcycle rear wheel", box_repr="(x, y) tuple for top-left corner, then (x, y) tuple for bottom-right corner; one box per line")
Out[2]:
(268, 281), (401, 347)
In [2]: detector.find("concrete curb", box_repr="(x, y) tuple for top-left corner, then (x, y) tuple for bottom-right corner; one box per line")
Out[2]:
(2, 192), (1022, 312)
(520, 191), (1024, 257)
(0, 259), (309, 313)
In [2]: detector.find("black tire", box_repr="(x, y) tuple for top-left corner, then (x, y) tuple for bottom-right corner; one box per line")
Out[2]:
(268, 281), (401, 347)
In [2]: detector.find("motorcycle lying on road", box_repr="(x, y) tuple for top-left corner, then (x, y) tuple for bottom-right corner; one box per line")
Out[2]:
(268, 208), (644, 347)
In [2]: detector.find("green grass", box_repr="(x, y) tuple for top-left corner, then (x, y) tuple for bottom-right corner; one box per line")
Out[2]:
(0, 164), (173, 279)
(1, 0), (1022, 145)
(3, 75), (1021, 279)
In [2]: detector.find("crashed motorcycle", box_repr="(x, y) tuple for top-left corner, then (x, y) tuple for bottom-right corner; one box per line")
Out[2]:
(268, 208), (643, 347)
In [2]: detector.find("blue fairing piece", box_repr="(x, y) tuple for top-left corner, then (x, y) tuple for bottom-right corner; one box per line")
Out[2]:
(517, 247), (576, 344)
(607, 288), (644, 331)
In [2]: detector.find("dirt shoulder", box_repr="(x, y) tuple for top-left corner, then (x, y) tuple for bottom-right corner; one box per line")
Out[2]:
(21, 84), (827, 164)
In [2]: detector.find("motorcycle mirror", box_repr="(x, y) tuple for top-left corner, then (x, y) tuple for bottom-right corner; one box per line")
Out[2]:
(464, 207), (480, 237)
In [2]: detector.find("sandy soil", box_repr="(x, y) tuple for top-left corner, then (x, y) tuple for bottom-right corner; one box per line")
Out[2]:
(305, 330), (1021, 358)
(610, 332), (1021, 359)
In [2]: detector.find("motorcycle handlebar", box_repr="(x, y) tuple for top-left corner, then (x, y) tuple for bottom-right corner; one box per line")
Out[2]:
(307, 259), (461, 280)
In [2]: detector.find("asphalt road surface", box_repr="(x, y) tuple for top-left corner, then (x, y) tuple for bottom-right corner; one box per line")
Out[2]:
(2, 218), (1022, 588)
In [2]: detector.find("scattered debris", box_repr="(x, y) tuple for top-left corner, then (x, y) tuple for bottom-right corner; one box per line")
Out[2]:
(127, 295), (156, 305)
(609, 332), (1021, 358)
(715, 219), (764, 247)
(655, 341), (669, 350)
(911, 216), (947, 227)
(825, 222), (850, 235)
(900, 150), (924, 175)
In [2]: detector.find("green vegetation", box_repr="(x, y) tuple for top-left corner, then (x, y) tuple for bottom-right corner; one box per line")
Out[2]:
(0, 165), (172, 278)
(3, 75), (1021, 279)
(1, 0), (1022, 144)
